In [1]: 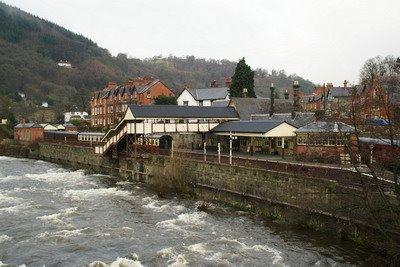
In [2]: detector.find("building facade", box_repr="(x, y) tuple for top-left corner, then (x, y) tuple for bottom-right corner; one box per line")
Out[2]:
(294, 121), (356, 163)
(211, 120), (298, 156)
(14, 123), (44, 144)
(177, 87), (230, 106)
(64, 111), (89, 123)
(90, 77), (175, 127)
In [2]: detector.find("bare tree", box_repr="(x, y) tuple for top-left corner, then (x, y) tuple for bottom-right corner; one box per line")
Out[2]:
(343, 56), (400, 254)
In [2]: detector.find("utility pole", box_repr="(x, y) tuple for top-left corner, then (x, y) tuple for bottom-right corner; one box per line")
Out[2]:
(217, 143), (221, 163)
(203, 142), (207, 162)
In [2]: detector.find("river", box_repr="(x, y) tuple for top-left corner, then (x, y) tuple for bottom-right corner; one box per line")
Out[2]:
(0, 156), (370, 266)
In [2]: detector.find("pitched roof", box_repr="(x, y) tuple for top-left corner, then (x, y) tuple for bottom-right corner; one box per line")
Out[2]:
(64, 123), (77, 127)
(15, 123), (43, 129)
(295, 121), (355, 133)
(229, 97), (293, 120)
(329, 87), (353, 98)
(359, 137), (400, 147)
(211, 100), (230, 107)
(136, 79), (161, 94)
(212, 120), (284, 133)
(127, 105), (239, 119)
(251, 112), (316, 128)
(186, 87), (229, 101)
(93, 80), (175, 100)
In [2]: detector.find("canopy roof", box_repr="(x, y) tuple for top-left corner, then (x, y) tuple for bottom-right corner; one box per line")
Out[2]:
(126, 105), (239, 119)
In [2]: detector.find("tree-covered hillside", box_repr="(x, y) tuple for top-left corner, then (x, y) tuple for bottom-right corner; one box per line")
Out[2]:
(0, 2), (314, 120)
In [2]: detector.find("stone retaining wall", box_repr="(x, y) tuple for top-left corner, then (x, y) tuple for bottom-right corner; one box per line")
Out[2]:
(9, 142), (397, 252)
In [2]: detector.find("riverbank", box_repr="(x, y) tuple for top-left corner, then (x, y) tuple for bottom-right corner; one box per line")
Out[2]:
(0, 156), (375, 266)
(1, 142), (399, 263)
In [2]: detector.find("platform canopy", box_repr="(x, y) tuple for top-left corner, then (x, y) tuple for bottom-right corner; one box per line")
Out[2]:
(124, 105), (239, 120)
(212, 120), (298, 138)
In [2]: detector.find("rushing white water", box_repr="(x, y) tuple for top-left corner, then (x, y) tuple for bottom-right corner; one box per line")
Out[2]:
(0, 156), (362, 266)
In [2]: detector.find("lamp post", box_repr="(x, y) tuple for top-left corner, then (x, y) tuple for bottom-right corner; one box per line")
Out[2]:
(229, 132), (233, 165)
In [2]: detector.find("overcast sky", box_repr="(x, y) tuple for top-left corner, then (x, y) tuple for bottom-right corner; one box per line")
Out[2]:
(3, 0), (400, 85)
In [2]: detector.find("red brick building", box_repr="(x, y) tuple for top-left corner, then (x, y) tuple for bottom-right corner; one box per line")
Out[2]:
(294, 121), (356, 163)
(302, 83), (332, 112)
(64, 123), (78, 132)
(356, 77), (399, 120)
(91, 77), (175, 127)
(14, 123), (44, 144)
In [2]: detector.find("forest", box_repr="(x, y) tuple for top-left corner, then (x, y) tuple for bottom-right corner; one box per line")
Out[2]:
(0, 2), (314, 119)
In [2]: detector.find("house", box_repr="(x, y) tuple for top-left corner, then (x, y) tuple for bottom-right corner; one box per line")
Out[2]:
(64, 123), (78, 132)
(90, 77), (175, 127)
(177, 87), (229, 106)
(0, 113), (7, 125)
(14, 123), (44, 144)
(64, 111), (89, 123)
(303, 81), (356, 115)
(18, 92), (26, 100)
(228, 97), (293, 120)
(211, 120), (298, 155)
(39, 124), (58, 131)
(55, 124), (66, 131)
(57, 60), (72, 68)
(294, 121), (356, 163)
(356, 77), (400, 120)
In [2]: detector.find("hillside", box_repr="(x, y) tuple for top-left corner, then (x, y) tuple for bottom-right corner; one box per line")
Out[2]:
(0, 2), (314, 120)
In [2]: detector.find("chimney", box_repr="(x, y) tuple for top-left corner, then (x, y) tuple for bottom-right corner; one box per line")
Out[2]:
(269, 83), (275, 117)
(343, 80), (348, 88)
(210, 80), (218, 88)
(242, 88), (248, 98)
(105, 81), (118, 90)
(284, 90), (289, 100)
(292, 81), (301, 119)
(224, 77), (232, 88)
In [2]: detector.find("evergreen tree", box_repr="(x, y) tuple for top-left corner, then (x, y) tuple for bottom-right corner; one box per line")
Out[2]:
(154, 95), (177, 105)
(230, 58), (256, 97)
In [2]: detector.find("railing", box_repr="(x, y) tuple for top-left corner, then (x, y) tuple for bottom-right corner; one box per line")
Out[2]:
(98, 124), (129, 154)
(41, 139), (394, 189)
(96, 121), (221, 155)
(117, 145), (394, 189)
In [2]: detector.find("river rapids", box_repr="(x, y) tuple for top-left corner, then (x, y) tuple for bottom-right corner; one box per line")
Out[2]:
(0, 156), (369, 266)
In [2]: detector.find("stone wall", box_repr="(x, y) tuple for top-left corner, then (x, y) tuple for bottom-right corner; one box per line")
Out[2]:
(31, 143), (398, 250)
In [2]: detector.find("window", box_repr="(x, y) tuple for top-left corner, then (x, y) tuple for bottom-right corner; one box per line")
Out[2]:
(297, 134), (307, 145)
(183, 101), (189, 106)
(327, 136), (336, 146)
(199, 100), (203, 106)
(336, 136), (346, 146)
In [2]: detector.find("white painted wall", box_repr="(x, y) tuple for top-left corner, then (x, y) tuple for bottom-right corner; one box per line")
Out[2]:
(64, 111), (89, 122)
(177, 90), (198, 106)
(177, 89), (229, 106)
(264, 122), (297, 137)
